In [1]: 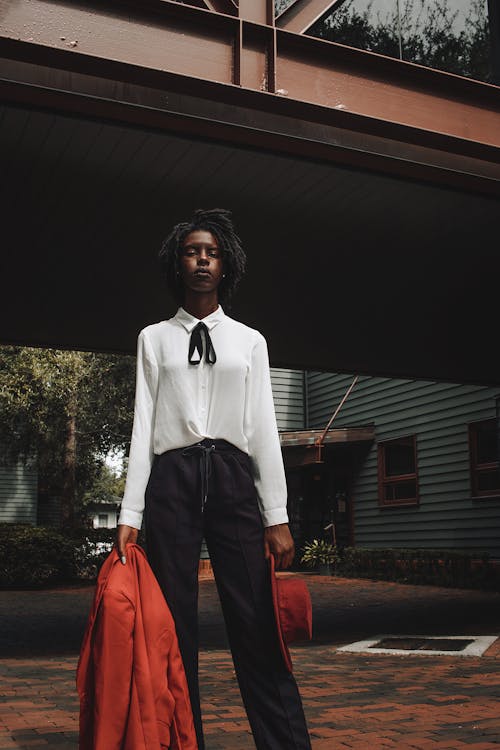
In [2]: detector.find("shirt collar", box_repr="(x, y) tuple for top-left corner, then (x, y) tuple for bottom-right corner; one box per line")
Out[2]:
(174, 304), (225, 333)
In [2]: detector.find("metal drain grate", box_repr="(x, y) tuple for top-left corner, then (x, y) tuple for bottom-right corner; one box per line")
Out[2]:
(373, 637), (474, 652)
(336, 634), (498, 657)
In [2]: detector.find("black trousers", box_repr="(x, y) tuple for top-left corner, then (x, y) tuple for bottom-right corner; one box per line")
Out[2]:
(144, 438), (312, 750)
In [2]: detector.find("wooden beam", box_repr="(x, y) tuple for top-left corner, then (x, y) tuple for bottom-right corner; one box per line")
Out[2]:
(2, 75), (499, 201)
(488, 0), (500, 85)
(203, 0), (237, 15)
(239, 0), (274, 26)
(169, 0), (236, 12)
(276, 0), (345, 34)
(1, 0), (500, 192)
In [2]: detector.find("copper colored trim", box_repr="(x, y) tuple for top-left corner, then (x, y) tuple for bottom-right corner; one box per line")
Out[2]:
(377, 435), (419, 508)
(1, 34), (500, 165)
(238, 0), (274, 26)
(276, 0), (346, 34)
(280, 427), (375, 446)
(468, 419), (500, 498)
(1, 77), (499, 197)
(0, 0), (499, 149)
(203, 0), (237, 15)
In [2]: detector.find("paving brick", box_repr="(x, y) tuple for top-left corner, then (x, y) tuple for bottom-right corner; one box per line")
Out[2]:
(1, 575), (500, 748)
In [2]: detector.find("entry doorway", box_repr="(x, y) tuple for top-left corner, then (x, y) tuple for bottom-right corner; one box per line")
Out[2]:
(286, 460), (354, 565)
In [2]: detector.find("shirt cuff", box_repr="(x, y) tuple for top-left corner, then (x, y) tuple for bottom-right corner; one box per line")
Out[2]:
(260, 506), (289, 528)
(117, 508), (143, 530)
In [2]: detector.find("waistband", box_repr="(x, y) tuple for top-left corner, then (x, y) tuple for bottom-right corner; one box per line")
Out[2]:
(154, 439), (248, 514)
(157, 438), (247, 458)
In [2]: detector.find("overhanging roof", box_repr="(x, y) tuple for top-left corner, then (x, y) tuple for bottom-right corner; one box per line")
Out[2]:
(280, 427), (375, 447)
(1, 0), (500, 385)
(280, 427), (375, 468)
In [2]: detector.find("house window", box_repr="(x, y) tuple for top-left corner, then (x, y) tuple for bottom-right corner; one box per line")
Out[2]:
(98, 513), (108, 528)
(469, 419), (500, 497)
(378, 435), (418, 507)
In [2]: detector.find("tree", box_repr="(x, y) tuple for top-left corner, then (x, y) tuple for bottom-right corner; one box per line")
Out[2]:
(82, 461), (127, 507)
(0, 346), (136, 528)
(309, 0), (491, 83)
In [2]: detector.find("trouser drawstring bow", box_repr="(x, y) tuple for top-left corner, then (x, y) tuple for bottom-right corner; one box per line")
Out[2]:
(181, 441), (216, 512)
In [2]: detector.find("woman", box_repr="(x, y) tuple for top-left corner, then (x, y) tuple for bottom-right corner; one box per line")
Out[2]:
(116, 208), (312, 750)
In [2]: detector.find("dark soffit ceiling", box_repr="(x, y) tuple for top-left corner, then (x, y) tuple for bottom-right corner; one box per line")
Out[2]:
(1, 102), (499, 386)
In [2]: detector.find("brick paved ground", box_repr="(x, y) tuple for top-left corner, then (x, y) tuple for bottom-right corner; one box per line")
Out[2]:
(1, 573), (499, 749)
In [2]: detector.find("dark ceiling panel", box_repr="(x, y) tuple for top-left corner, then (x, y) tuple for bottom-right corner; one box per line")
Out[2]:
(1, 103), (499, 386)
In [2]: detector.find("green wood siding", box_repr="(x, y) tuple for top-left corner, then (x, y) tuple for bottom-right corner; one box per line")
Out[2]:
(0, 458), (38, 525)
(270, 368), (305, 431)
(307, 372), (500, 556)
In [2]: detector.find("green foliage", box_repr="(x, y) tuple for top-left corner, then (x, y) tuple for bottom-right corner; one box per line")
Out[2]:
(0, 345), (136, 522)
(275, 0), (295, 13)
(82, 462), (126, 507)
(0, 523), (146, 588)
(300, 538), (339, 568)
(0, 524), (77, 588)
(310, 0), (491, 82)
(336, 546), (499, 590)
(71, 527), (121, 580)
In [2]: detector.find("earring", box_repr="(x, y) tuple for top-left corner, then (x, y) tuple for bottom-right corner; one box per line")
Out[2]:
(222, 274), (226, 278)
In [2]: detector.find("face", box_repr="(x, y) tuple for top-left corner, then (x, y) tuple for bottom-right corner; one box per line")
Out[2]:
(178, 230), (224, 296)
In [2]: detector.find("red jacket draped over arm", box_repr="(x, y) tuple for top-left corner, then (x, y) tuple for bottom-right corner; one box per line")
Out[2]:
(76, 543), (198, 750)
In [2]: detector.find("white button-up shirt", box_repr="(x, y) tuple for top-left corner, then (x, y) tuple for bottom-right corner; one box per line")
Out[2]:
(118, 304), (289, 530)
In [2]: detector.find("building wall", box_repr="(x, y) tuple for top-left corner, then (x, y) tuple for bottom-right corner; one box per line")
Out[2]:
(0, 458), (38, 525)
(90, 508), (118, 529)
(306, 372), (500, 556)
(270, 368), (305, 431)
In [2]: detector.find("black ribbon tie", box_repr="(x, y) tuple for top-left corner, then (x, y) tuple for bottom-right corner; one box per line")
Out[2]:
(188, 321), (217, 365)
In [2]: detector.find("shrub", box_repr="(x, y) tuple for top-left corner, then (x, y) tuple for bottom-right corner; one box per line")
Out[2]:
(72, 529), (117, 581)
(0, 524), (76, 588)
(0, 523), (145, 588)
(300, 539), (339, 569)
(336, 546), (499, 590)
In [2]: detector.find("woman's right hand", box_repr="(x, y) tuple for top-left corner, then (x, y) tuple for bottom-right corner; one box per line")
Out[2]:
(116, 524), (139, 564)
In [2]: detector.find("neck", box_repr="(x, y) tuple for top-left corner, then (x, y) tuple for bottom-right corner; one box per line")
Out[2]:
(182, 292), (219, 320)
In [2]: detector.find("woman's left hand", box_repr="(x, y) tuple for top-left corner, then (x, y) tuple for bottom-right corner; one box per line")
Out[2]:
(264, 523), (295, 570)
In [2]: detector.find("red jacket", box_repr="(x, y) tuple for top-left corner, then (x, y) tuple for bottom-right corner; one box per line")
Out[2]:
(76, 543), (198, 750)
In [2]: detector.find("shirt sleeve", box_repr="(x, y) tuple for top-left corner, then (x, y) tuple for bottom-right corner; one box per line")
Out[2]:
(118, 329), (159, 530)
(244, 332), (289, 528)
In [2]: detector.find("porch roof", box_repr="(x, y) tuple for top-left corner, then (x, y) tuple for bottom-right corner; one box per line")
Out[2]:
(1, 1), (499, 385)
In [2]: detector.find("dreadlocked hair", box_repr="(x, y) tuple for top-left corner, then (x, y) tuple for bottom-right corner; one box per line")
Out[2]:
(158, 208), (246, 311)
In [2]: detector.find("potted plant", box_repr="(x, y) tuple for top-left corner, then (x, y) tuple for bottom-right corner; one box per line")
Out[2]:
(300, 539), (339, 575)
